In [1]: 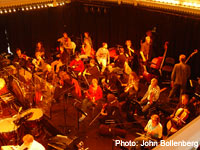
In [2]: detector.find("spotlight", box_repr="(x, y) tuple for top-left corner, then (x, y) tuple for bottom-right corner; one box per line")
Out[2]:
(22, 7), (25, 11)
(26, 7), (29, 10)
(38, 6), (40, 9)
(13, 9), (16, 12)
(9, 9), (12, 13)
(33, 6), (36, 9)
(0, 10), (3, 14)
(41, 5), (44, 8)
(5, 10), (8, 13)
(30, 6), (33, 10)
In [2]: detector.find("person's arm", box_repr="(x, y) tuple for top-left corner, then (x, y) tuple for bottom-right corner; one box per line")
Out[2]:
(171, 64), (176, 87)
(107, 50), (110, 64)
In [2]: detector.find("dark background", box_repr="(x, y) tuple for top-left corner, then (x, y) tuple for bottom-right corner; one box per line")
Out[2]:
(0, 2), (199, 78)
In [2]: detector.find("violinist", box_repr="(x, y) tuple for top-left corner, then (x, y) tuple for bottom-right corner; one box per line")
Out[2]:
(13, 48), (29, 68)
(32, 52), (46, 72)
(35, 42), (45, 59)
(69, 53), (84, 77)
(79, 78), (103, 122)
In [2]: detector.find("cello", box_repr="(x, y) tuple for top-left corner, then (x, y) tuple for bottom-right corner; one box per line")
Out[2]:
(166, 107), (190, 134)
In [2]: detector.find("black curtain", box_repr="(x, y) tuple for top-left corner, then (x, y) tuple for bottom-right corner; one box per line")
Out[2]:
(0, 2), (199, 77)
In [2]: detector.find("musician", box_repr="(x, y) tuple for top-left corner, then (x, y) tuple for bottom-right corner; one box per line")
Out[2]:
(99, 94), (123, 125)
(96, 42), (110, 73)
(43, 64), (54, 84)
(32, 52), (46, 72)
(64, 38), (76, 56)
(102, 64), (120, 93)
(168, 54), (191, 101)
(83, 58), (100, 84)
(125, 40), (139, 74)
(54, 71), (81, 101)
(114, 47), (126, 70)
(140, 36), (151, 63)
(13, 48), (29, 67)
(139, 78), (160, 118)
(83, 32), (93, 48)
(35, 42), (45, 58)
(164, 94), (193, 135)
(57, 32), (71, 48)
(18, 134), (45, 150)
(132, 114), (162, 150)
(81, 38), (95, 59)
(51, 46), (68, 73)
(120, 71), (139, 100)
(79, 78), (103, 122)
(69, 53), (84, 77)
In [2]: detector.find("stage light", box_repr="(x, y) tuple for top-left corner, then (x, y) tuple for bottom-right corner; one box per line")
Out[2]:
(26, 7), (29, 11)
(4, 10), (7, 13)
(13, 9), (16, 12)
(41, 5), (44, 8)
(9, 9), (12, 13)
(38, 6), (40, 9)
(30, 6), (33, 10)
(33, 6), (36, 9)
(0, 10), (3, 14)
(22, 8), (25, 11)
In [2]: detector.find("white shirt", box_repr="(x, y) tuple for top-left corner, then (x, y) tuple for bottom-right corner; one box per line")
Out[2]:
(145, 120), (163, 139)
(19, 140), (45, 150)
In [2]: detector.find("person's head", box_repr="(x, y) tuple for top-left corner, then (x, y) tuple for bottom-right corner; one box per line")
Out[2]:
(181, 94), (189, 105)
(75, 52), (80, 61)
(22, 134), (34, 146)
(151, 114), (160, 127)
(90, 59), (95, 66)
(91, 78), (98, 88)
(84, 32), (89, 38)
(107, 64), (113, 72)
(125, 40), (132, 47)
(145, 36), (151, 44)
(102, 42), (108, 49)
(63, 32), (68, 38)
(151, 78), (158, 87)
(36, 42), (42, 49)
(16, 48), (22, 56)
(119, 47), (124, 54)
(107, 93), (116, 103)
(179, 54), (186, 63)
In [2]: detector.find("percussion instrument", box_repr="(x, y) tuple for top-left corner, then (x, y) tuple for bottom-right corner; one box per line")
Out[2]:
(20, 108), (43, 136)
(0, 118), (19, 144)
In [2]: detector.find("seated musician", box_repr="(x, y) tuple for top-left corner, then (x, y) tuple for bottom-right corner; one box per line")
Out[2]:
(83, 32), (93, 48)
(131, 114), (162, 150)
(102, 64), (120, 94)
(57, 32), (71, 48)
(83, 58), (100, 84)
(96, 42), (110, 73)
(18, 134), (45, 150)
(43, 64), (55, 84)
(35, 41), (45, 59)
(165, 94), (193, 135)
(69, 53), (85, 77)
(139, 78), (160, 118)
(32, 52), (46, 72)
(13, 48), (29, 67)
(120, 71), (139, 100)
(99, 94), (123, 126)
(81, 39), (95, 59)
(79, 78), (103, 122)
(51, 46), (68, 73)
(54, 71), (81, 102)
(114, 47), (127, 73)
(64, 38), (76, 56)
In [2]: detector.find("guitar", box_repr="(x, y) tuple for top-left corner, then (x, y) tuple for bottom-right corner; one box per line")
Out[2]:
(185, 49), (198, 64)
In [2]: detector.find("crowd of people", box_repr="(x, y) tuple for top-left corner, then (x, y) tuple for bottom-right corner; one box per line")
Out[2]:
(8, 30), (200, 150)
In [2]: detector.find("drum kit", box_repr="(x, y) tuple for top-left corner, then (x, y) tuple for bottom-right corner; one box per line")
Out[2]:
(0, 108), (43, 145)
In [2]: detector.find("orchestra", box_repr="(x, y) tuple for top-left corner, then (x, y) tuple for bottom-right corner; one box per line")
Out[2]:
(0, 29), (199, 150)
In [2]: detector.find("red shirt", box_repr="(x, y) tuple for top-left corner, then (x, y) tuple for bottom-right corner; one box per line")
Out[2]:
(86, 85), (103, 102)
(69, 59), (84, 73)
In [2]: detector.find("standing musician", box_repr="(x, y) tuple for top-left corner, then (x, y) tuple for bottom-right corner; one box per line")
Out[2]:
(139, 78), (160, 118)
(168, 54), (191, 101)
(140, 36), (151, 73)
(18, 134), (45, 150)
(125, 40), (139, 74)
(131, 114), (162, 150)
(96, 42), (110, 73)
(79, 78), (103, 122)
